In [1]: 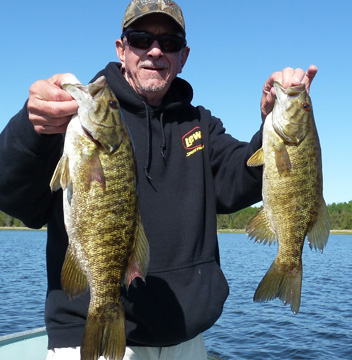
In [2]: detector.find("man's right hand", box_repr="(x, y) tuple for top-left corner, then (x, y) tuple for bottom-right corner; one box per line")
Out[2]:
(28, 73), (79, 134)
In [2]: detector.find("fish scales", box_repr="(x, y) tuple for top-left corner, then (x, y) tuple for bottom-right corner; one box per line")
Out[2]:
(50, 76), (149, 360)
(247, 81), (330, 314)
(69, 130), (136, 296)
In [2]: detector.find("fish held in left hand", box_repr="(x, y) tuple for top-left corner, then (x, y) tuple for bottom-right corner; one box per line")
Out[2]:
(246, 81), (330, 314)
(50, 75), (149, 360)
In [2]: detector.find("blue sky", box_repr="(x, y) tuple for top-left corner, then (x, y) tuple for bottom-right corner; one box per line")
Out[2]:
(1, 0), (351, 205)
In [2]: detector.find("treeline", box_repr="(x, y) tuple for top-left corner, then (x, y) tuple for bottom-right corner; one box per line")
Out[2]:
(217, 201), (352, 230)
(0, 212), (24, 227)
(1, 201), (352, 230)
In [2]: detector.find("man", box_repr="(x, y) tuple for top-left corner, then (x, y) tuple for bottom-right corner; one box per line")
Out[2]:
(0, 0), (317, 359)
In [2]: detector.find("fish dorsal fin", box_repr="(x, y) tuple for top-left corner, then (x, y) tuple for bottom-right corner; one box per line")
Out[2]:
(50, 154), (71, 191)
(61, 245), (89, 299)
(307, 199), (330, 252)
(247, 148), (264, 167)
(246, 206), (277, 245)
(124, 213), (150, 288)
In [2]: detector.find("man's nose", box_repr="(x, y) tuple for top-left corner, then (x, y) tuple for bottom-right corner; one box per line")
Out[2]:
(147, 40), (163, 57)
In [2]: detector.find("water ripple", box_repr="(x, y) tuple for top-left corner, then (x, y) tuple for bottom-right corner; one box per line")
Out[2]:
(204, 233), (352, 360)
(0, 231), (351, 359)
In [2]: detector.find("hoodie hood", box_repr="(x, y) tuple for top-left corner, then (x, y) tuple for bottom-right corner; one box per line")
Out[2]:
(92, 62), (193, 116)
(91, 62), (194, 180)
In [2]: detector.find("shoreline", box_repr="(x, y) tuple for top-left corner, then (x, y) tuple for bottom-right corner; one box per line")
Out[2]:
(217, 229), (352, 235)
(1, 227), (351, 235)
(0, 227), (46, 231)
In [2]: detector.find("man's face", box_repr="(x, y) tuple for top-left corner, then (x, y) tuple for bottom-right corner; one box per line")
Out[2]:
(116, 14), (190, 106)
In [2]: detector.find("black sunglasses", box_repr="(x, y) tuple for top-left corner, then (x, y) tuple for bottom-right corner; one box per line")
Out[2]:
(121, 31), (186, 53)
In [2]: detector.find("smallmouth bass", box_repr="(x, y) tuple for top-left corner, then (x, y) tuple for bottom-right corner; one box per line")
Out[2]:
(50, 75), (149, 360)
(247, 81), (330, 314)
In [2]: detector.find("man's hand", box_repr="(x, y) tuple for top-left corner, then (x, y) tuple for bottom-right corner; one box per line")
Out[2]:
(27, 73), (79, 134)
(260, 65), (318, 121)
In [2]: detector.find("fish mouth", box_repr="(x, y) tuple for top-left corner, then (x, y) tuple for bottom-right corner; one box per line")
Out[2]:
(274, 82), (306, 99)
(272, 82), (309, 145)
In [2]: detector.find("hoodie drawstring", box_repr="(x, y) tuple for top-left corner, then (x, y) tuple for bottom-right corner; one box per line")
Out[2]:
(143, 102), (153, 181)
(160, 113), (166, 163)
(142, 102), (167, 181)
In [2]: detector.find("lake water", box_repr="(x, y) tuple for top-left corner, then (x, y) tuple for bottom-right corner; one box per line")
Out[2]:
(0, 230), (351, 359)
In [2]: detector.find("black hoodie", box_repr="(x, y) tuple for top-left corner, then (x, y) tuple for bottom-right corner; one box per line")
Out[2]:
(0, 62), (262, 348)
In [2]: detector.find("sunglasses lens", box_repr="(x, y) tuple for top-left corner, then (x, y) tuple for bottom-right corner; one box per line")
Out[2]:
(124, 32), (185, 52)
(127, 32), (153, 49)
(159, 35), (185, 52)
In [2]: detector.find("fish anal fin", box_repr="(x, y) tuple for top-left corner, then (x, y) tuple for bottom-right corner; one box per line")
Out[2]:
(125, 214), (150, 288)
(82, 305), (126, 360)
(254, 260), (302, 315)
(50, 155), (71, 192)
(61, 246), (88, 299)
(247, 148), (264, 167)
(274, 142), (291, 175)
(307, 199), (330, 252)
(246, 206), (277, 245)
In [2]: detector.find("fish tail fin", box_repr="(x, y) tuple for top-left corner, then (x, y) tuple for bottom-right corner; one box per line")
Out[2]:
(81, 304), (126, 360)
(254, 260), (302, 315)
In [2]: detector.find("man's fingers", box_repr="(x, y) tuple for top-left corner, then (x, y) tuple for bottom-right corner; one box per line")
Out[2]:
(302, 65), (318, 93)
(260, 65), (318, 120)
(28, 97), (78, 118)
(30, 113), (72, 134)
(27, 74), (79, 134)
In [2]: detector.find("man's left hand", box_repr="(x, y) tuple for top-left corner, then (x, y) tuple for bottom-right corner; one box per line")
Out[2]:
(260, 65), (318, 121)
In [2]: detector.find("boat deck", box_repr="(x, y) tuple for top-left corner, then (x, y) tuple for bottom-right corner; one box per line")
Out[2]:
(0, 328), (221, 359)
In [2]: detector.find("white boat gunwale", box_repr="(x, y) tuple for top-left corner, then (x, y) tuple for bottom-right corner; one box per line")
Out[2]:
(0, 327), (221, 359)
(0, 327), (47, 347)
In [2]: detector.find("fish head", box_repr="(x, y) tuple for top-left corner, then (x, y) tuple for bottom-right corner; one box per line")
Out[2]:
(272, 81), (312, 145)
(63, 76), (123, 154)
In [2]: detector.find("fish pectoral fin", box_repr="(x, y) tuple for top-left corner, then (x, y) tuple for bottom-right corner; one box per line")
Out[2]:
(274, 142), (292, 175)
(50, 155), (71, 191)
(61, 245), (88, 299)
(82, 150), (106, 191)
(124, 213), (150, 288)
(247, 148), (264, 167)
(307, 199), (330, 252)
(246, 206), (277, 245)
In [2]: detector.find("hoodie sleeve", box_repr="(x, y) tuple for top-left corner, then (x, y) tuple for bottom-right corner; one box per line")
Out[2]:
(0, 102), (64, 228)
(200, 106), (263, 213)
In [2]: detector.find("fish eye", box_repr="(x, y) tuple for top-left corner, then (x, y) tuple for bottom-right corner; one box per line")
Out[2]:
(302, 103), (310, 111)
(109, 100), (119, 109)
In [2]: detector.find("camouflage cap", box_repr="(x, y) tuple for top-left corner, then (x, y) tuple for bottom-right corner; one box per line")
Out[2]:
(122, 0), (186, 36)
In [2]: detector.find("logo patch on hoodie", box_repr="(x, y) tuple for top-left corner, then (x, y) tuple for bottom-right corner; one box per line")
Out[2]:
(182, 127), (204, 157)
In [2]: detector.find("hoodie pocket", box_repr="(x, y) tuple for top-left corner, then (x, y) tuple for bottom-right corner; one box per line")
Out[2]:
(122, 258), (229, 346)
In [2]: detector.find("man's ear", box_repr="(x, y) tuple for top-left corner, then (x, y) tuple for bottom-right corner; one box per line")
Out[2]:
(116, 39), (126, 69)
(178, 46), (190, 74)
